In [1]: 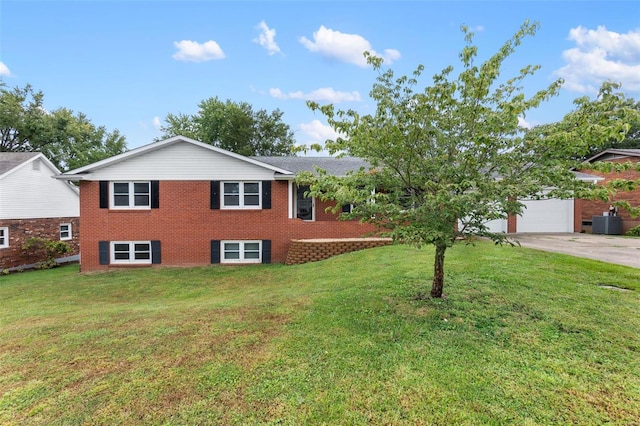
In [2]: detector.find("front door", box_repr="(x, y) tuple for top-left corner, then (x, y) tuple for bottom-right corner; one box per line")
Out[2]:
(296, 185), (314, 221)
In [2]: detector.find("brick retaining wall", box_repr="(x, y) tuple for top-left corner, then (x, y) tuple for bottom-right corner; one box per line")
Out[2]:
(285, 238), (393, 265)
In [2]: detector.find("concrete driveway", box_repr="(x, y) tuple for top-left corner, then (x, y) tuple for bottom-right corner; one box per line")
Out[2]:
(512, 233), (640, 268)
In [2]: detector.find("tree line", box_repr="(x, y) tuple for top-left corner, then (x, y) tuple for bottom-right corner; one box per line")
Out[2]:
(0, 82), (297, 172)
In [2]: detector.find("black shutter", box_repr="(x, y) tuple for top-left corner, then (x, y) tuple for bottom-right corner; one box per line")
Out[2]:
(211, 240), (221, 263)
(151, 181), (159, 209)
(99, 181), (109, 208)
(210, 181), (220, 209)
(151, 240), (161, 264)
(262, 240), (271, 264)
(99, 241), (109, 265)
(262, 181), (271, 209)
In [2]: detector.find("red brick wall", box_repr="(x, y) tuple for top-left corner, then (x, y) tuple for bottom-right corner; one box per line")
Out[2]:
(0, 217), (80, 270)
(579, 158), (640, 233)
(79, 180), (378, 271)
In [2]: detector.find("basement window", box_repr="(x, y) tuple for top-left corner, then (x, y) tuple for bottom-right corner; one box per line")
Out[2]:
(60, 223), (72, 241)
(0, 227), (8, 249)
(221, 240), (261, 264)
(110, 241), (152, 264)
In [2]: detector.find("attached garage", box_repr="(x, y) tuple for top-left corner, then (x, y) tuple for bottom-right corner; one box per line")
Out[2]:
(517, 198), (574, 233)
(480, 198), (576, 233)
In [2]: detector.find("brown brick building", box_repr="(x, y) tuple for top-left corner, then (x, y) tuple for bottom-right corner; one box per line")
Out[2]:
(56, 136), (379, 272)
(579, 149), (640, 233)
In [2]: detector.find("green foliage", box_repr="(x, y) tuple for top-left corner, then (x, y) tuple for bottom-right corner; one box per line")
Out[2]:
(22, 237), (71, 270)
(581, 98), (640, 159)
(158, 96), (296, 156)
(0, 81), (128, 171)
(0, 244), (639, 424)
(301, 21), (633, 297)
(625, 225), (640, 237)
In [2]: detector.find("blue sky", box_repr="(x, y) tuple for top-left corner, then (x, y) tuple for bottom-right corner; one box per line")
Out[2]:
(1, 1), (639, 152)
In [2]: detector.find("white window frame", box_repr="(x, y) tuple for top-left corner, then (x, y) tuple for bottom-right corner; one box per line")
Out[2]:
(0, 227), (8, 249)
(60, 223), (72, 241)
(221, 181), (262, 210)
(110, 241), (152, 264)
(221, 240), (262, 264)
(110, 181), (151, 210)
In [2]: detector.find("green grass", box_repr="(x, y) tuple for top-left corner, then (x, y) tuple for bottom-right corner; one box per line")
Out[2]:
(1, 242), (639, 425)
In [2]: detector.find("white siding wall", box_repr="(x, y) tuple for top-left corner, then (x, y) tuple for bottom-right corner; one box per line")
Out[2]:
(85, 143), (277, 181)
(484, 218), (508, 233)
(0, 158), (79, 219)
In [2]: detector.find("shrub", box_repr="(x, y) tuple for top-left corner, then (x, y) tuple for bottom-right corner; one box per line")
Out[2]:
(625, 225), (640, 237)
(22, 237), (71, 269)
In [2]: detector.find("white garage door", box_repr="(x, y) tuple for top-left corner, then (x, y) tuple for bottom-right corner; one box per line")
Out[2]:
(517, 198), (574, 233)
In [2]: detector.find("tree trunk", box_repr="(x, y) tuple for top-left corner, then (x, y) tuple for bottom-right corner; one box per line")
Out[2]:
(431, 243), (447, 298)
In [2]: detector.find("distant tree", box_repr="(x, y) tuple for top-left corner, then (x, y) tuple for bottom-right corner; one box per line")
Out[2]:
(582, 98), (639, 159)
(158, 97), (296, 156)
(300, 21), (632, 298)
(0, 83), (49, 152)
(43, 108), (127, 171)
(0, 81), (127, 171)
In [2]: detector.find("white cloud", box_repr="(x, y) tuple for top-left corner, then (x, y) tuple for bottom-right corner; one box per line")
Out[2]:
(269, 87), (361, 103)
(172, 39), (225, 62)
(153, 116), (162, 130)
(554, 26), (640, 93)
(299, 25), (401, 67)
(253, 21), (281, 55)
(298, 119), (343, 146)
(518, 115), (533, 129)
(0, 61), (10, 76)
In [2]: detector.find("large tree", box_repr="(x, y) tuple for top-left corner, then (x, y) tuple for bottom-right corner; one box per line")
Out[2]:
(582, 98), (640, 159)
(301, 21), (633, 298)
(158, 97), (296, 156)
(0, 82), (127, 171)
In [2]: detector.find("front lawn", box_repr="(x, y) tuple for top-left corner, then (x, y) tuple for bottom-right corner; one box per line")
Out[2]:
(1, 243), (638, 424)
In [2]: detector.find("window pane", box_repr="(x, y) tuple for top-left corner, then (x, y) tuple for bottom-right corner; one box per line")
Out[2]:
(224, 183), (239, 194)
(114, 195), (129, 206)
(134, 195), (150, 206)
(113, 183), (129, 194)
(244, 182), (259, 194)
(245, 243), (259, 251)
(224, 243), (240, 251)
(135, 252), (150, 260)
(114, 243), (129, 251)
(114, 252), (130, 260)
(225, 252), (240, 259)
(134, 243), (150, 251)
(244, 195), (259, 206)
(224, 195), (240, 206)
(245, 251), (260, 259)
(134, 182), (149, 194)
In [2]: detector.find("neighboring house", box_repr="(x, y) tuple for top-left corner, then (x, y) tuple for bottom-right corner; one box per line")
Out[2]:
(0, 152), (80, 269)
(578, 148), (640, 233)
(54, 136), (378, 272)
(481, 171), (604, 234)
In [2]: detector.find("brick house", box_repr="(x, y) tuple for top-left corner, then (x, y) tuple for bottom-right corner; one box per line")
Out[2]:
(578, 148), (640, 233)
(0, 152), (80, 270)
(55, 136), (381, 272)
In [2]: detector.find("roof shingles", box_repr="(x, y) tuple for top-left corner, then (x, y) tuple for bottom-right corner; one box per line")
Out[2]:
(0, 152), (39, 176)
